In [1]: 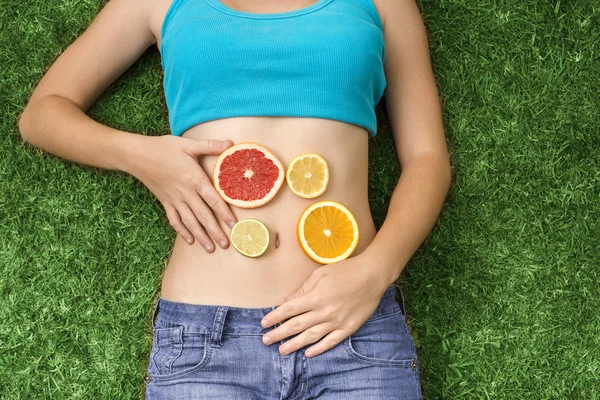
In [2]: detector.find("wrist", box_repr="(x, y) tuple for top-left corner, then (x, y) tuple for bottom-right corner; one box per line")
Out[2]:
(361, 243), (403, 289)
(110, 130), (149, 175)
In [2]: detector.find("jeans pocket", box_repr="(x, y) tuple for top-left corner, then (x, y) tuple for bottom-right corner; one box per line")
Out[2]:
(149, 325), (213, 381)
(345, 311), (417, 369)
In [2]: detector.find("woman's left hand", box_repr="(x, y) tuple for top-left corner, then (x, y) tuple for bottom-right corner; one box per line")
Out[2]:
(260, 251), (391, 358)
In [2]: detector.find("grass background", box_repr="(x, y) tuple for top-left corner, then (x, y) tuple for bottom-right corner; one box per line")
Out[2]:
(1, 0), (599, 398)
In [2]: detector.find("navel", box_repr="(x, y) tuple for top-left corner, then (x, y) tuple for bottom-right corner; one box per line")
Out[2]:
(275, 232), (280, 249)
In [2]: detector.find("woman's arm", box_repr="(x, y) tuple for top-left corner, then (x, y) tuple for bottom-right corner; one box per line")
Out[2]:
(18, 0), (156, 172)
(257, 0), (452, 359)
(17, 0), (238, 251)
(363, 0), (452, 286)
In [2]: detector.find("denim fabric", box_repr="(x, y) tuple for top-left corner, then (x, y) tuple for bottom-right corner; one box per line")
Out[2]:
(145, 283), (422, 399)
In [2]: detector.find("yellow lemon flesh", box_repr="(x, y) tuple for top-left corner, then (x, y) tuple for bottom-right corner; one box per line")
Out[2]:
(286, 153), (329, 199)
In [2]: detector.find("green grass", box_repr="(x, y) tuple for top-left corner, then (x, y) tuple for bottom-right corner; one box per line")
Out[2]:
(1, 0), (599, 398)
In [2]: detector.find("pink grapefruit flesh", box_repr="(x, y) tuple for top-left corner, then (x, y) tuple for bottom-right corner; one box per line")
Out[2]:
(212, 142), (285, 208)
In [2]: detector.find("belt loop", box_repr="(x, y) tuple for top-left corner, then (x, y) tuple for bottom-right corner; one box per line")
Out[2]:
(151, 298), (160, 329)
(392, 283), (407, 316)
(210, 306), (228, 348)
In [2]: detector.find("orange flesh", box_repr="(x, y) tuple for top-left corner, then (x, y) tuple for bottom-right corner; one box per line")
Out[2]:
(303, 206), (356, 259)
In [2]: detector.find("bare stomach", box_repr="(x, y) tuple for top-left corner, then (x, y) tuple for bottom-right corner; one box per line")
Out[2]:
(159, 116), (377, 307)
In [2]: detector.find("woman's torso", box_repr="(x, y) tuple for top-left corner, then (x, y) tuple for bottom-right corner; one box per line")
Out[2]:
(148, 0), (381, 307)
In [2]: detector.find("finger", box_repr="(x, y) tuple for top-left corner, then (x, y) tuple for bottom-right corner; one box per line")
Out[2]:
(303, 329), (347, 358)
(184, 138), (233, 157)
(277, 323), (333, 357)
(164, 203), (194, 245)
(262, 309), (322, 346)
(261, 293), (315, 328)
(196, 180), (237, 229)
(283, 267), (325, 302)
(176, 202), (215, 252)
(186, 191), (229, 249)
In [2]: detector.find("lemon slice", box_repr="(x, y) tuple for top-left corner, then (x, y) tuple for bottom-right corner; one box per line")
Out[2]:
(297, 200), (359, 264)
(230, 218), (270, 257)
(286, 153), (329, 199)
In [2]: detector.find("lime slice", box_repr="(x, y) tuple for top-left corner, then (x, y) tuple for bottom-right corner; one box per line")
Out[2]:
(230, 218), (270, 257)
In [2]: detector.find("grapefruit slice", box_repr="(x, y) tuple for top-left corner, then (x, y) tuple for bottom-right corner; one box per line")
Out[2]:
(286, 153), (329, 199)
(230, 218), (270, 257)
(213, 142), (285, 208)
(297, 200), (360, 264)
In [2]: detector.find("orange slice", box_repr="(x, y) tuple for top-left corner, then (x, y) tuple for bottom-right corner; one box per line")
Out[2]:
(297, 200), (360, 264)
(286, 153), (329, 199)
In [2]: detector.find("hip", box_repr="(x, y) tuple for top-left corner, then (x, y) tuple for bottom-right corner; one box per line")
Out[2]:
(145, 283), (422, 399)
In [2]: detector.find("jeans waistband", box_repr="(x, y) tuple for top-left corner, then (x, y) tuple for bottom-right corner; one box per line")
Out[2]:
(150, 283), (406, 339)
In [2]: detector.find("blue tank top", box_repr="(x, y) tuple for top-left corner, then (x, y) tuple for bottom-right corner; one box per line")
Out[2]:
(160, 0), (386, 137)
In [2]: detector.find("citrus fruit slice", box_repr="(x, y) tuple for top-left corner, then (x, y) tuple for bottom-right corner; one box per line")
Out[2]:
(230, 218), (270, 257)
(297, 200), (360, 264)
(286, 153), (329, 199)
(213, 142), (285, 208)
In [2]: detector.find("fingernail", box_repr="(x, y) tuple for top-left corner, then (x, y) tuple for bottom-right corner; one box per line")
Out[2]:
(261, 318), (268, 327)
(205, 243), (212, 251)
(186, 237), (192, 244)
(219, 239), (227, 247)
(263, 335), (271, 345)
(228, 221), (236, 229)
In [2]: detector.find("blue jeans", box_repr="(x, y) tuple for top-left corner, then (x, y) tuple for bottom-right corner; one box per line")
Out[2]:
(145, 283), (422, 399)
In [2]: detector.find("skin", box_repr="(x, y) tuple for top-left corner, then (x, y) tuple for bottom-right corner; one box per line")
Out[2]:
(19, 0), (451, 360)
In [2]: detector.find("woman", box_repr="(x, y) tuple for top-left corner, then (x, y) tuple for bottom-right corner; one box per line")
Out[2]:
(19, 0), (451, 398)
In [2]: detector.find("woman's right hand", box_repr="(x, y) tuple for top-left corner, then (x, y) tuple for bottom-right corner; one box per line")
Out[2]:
(124, 134), (237, 253)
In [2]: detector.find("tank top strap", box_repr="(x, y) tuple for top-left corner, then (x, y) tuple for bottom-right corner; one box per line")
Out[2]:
(352, 0), (383, 29)
(161, 0), (193, 41)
